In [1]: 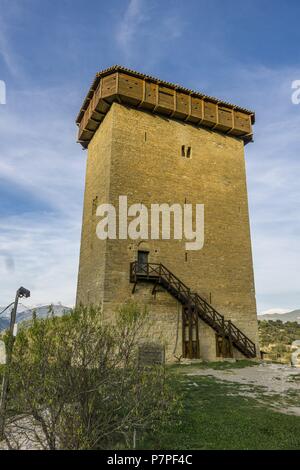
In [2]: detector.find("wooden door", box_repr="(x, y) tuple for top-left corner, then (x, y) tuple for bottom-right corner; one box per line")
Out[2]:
(182, 306), (200, 359)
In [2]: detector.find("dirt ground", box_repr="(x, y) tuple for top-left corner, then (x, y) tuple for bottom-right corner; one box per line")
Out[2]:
(186, 362), (300, 416)
(1, 362), (299, 449)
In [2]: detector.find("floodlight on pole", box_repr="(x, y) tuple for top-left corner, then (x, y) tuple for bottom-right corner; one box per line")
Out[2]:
(0, 287), (31, 440)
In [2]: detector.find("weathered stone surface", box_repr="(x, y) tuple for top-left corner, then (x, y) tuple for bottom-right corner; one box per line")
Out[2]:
(76, 101), (259, 362)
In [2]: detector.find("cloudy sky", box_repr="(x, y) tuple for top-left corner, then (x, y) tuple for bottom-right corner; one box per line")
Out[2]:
(0, 0), (299, 313)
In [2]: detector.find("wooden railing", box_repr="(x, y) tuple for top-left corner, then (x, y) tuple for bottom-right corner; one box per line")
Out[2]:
(130, 262), (256, 358)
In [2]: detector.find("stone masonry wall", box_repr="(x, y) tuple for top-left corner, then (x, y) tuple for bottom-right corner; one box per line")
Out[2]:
(76, 102), (259, 361)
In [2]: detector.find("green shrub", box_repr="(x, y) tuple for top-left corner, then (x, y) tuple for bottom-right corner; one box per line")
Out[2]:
(4, 303), (178, 450)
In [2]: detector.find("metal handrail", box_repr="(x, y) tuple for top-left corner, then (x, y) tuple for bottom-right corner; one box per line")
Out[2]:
(130, 261), (256, 357)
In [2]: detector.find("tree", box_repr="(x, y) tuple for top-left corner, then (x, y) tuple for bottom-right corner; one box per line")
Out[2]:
(2, 303), (177, 450)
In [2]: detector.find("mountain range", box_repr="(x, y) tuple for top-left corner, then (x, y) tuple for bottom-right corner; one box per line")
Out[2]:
(258, 309), (300, 323)
(0, 304), (71, 332)
(1, 305), (299, 331)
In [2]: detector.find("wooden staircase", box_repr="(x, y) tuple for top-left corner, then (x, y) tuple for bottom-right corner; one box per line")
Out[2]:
(130, 262), (256, 358)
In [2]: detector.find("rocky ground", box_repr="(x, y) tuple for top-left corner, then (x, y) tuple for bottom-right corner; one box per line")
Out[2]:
(186, 362), (300, 416)
(0, 416), (45, 450)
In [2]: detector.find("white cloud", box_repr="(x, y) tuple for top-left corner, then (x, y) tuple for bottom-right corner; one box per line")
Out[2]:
(0, 26), (20, 77)
(0, 212), (80, 306)
(0, 2), (25, 78)
(242, 67), (300, 312)
(115, 0), (184, 66)
(0, 84), (85, 214)
(116, 0), (146, 55)
(0, 81), (85, 306)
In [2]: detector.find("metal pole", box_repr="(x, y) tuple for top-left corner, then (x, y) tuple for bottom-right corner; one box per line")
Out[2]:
(228, 320), (233, 358)
(0, 289), (20, 439)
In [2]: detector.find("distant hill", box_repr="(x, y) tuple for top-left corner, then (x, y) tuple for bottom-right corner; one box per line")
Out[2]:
(0, 304), (71, 332)
(258, 309), (300, 323)
(258, 318), (300, 364)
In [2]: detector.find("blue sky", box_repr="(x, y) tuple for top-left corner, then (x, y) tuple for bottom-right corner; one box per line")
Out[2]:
(0, 0), (299, 313)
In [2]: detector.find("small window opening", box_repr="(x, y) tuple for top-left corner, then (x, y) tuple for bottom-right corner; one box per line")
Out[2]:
(181, 145), (192, 158)
(92, 196), (98, 215)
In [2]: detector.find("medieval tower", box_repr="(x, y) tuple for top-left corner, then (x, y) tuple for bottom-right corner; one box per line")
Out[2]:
(76, 65), (259, 362)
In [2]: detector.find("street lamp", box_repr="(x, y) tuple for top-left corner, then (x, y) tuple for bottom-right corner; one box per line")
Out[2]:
(0, 287), (31, 439)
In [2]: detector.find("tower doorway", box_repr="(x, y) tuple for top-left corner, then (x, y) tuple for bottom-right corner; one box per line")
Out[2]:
(137, 250), (149, 274)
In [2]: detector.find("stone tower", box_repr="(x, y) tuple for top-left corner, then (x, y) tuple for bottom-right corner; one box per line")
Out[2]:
(76, 65), (259, 361)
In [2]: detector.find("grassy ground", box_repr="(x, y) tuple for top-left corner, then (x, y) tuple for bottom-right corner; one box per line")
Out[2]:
(168, 359), (259, 371)
(141, 362), (300, 450)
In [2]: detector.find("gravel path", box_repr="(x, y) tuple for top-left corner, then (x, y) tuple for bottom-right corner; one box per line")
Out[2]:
(187, 363), (300, 416)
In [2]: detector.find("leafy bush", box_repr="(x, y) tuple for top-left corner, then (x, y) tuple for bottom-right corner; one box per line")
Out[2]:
(3, 303), (178, 449)
(259, 320), (300, 363)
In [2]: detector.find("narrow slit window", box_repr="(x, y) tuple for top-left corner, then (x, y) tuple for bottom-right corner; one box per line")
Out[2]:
(92, 196), (98, 215)
(181, 145), (192, 158)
